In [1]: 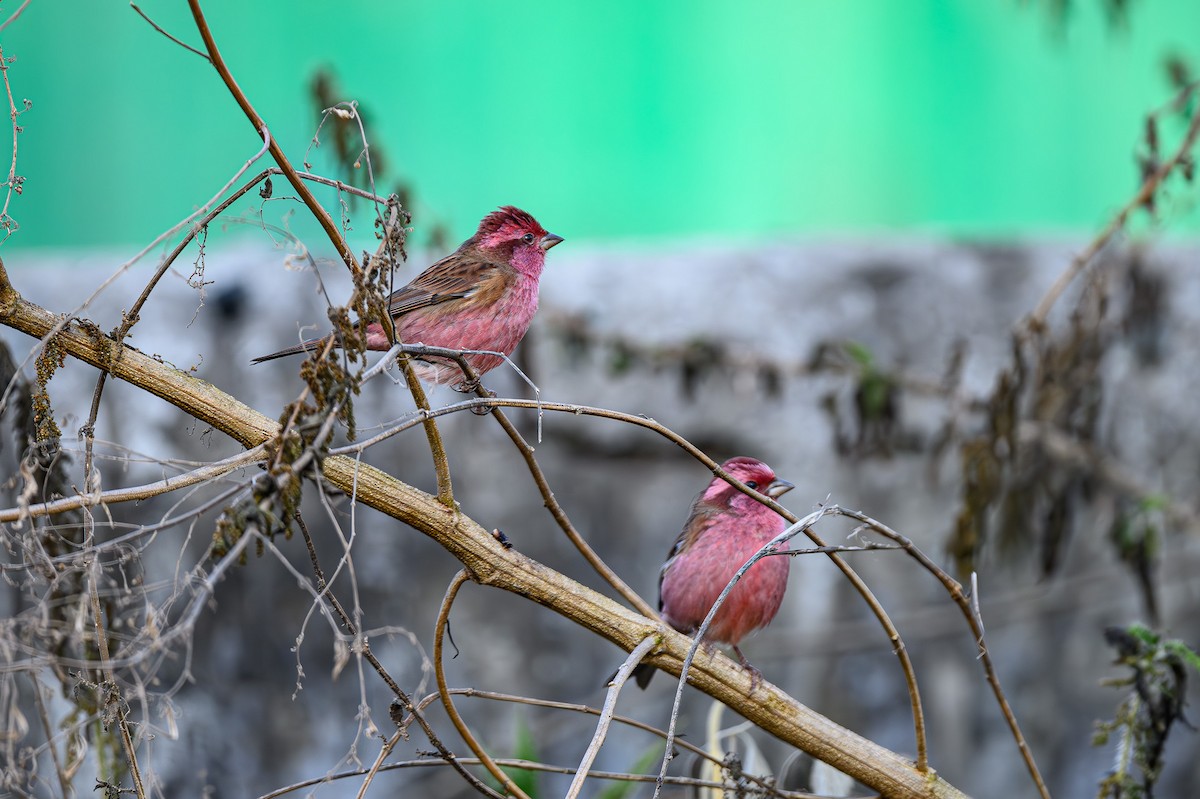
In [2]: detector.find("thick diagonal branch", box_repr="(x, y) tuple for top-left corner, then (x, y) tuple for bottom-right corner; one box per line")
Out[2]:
(0, 264), (970, 799)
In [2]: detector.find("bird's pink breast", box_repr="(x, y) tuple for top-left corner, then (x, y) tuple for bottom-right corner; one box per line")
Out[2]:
(660, 519), (789, 646)
(383, 275), (540, 383)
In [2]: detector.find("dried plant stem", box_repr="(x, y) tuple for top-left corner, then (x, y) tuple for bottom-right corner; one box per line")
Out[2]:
(259, 756), (822, 799)
(0, 444), (266, 523)
(368, 345), (656, 616)
(839, 508), (1050, 799)
(293, 516), (500, 799)
(436, 688), (787, 796)
(400, 357), (455, 505)
(0, 0), (30, 33)
(439, 686), (768, 791)
(336, 384), (929, 770)
(356, 730), (404, 799)
(488, 403), (656, 618)
(186, 1), (357, 274)
(1030, 87), (1200, 328)
(87, 562), (146, 799)
(0, 43), (22, 237)
(435, 569), (531, 799)
(27, 673), (72, 798)
(130, 3), (210, 61)
(181, 3), (455, 504)
(79, 126), (272, 496)
(566, 635), (656, 799)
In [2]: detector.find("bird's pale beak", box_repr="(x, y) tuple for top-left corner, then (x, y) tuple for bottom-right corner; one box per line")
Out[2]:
(766, 479), (795, 498)
(541, 233), (564, 251)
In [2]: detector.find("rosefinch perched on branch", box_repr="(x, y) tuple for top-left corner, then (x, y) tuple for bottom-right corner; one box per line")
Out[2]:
(253, 206), (563, 384)
(633, 457), (794, 688)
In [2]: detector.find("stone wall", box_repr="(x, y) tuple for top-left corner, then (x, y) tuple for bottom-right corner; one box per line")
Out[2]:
(3, 237), (1198, 797)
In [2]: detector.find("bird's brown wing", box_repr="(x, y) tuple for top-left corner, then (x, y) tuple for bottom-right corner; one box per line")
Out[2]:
(387, 251), (510, 317)
(657, 500), (721, 611)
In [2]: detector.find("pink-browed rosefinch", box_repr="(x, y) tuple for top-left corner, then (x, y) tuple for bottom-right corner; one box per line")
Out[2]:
(253, 206), (563, 384)
(634, 456), (794, 688)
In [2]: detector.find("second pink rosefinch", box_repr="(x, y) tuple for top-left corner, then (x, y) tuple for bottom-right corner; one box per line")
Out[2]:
(253, 206), (563, 384)
(633, 457), (794, 688)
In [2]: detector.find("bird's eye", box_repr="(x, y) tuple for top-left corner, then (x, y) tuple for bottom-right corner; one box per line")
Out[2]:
(745, 481), (758, 490)
(522, 232), (535, 244)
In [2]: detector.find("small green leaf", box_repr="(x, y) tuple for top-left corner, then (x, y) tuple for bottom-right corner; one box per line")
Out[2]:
(843, 340), (874, 368)
(595, 745), (662, 799)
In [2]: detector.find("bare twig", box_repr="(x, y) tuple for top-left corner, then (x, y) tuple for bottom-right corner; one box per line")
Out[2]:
(488, 404), (656, 614)
(293, 516), (500, 798)
(566, 635), (657, 799)
(330, 387), (930, 769)
(437, 688), (790, 797)
(0, 443), (266, 524)
(363, 345), (658, 618)
(434, 569), (530, 799)
(0, 0), (30, 33)
(86, 559), (147, 799)
(130, 3), (210, 61)
(258, 756), (823, 799)
(186, 1), (359, 275)
(838, 508), (1050, 799)
(26, 673), (73, 798)
(77, 126), (271, 490)
(0, 42), (27, 244)
(1029, 84), (1200, 328)
(398, 354), (456, 506)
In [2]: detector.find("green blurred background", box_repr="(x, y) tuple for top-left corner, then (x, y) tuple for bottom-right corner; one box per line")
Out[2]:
(2, 0), (1197, 250)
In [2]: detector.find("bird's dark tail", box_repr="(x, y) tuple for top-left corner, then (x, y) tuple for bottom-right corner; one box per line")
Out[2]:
(250, 336), (336, 364)
(609, 663), (658, 690)
(631, 663), (657, 689)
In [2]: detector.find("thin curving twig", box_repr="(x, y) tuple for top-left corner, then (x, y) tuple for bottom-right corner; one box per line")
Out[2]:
(434, 569), (532, 799)
(86, 559), (147, 799)
(1029, 83), (1200, 329)
(329, 384), (930, 768)
(294, 516), (502, 799)
(257, 756), (824, 799)
(186, 0), (359, 275)
(0, 0), (31, 33)
(839, 507), (1050, 799)
(566, 635), (657, 799)
(186, 0), (454, 504)
(0, 43), (26, 243)
(0, 444), (266, 523)
(130, 3), (210, 61)
(435, 688), (792, 798)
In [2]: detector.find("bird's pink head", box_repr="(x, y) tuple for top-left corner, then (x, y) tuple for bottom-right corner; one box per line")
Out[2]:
(475, 206), (563, 278)
(701, 457), (794, 507)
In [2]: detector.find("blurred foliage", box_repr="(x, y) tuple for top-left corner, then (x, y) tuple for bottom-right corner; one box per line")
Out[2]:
(498, 715), (541, 798)
(945, 59), (1196, 582)
(951, 268), (1111, 579)
(815, 341), (902, 459)
(595, 746), (662, 799)
(1108, 496), (1166, 625)
(1037, 0), (1136, 32)
(0, 340), (133, 783)
(1094, 624), (1199, 798)
(308, 68), (449, 252)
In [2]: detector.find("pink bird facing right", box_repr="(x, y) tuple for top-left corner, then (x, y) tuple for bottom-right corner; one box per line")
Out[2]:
(252, 206), (563, 385)
(634, 457), (794, 689)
